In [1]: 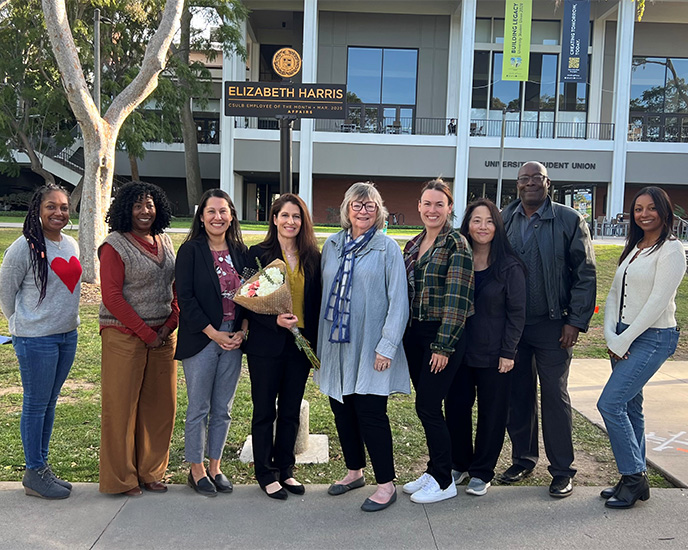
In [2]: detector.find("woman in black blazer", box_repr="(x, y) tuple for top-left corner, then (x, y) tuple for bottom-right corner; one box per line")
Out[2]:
(445, 198), (526, 497)
(175, 189), (248, 497)
(244, 193), (321, 500)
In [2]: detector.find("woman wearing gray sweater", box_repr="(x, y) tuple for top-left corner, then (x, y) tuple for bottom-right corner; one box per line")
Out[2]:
(0, 183), (82, 500)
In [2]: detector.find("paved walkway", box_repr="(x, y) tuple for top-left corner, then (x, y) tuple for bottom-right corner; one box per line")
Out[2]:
(0, 482), (686, 549)
(570, 359), (688, 488)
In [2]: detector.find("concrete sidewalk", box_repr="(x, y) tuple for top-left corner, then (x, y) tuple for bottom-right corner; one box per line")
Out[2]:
(569, 358), (688, 488)
(0, 482), (686, 549)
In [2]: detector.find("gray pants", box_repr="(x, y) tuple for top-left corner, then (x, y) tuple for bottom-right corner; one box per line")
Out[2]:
(182, 320), (242, 463)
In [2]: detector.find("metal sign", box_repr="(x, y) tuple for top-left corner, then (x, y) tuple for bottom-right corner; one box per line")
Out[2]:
(272, 48), (302, 79)
(224, 82), (346, 118)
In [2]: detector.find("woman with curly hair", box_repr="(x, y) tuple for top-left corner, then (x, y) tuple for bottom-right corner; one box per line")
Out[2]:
(98, 181), (179, 496)
(175, 189), (248, 497)
(0, 183), (81, 499)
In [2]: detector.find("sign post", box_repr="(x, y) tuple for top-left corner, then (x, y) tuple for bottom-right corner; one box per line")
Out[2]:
(224, 48), (346, 195)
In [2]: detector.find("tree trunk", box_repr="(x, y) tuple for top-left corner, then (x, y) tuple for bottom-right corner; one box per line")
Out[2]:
(11, 119), (56, 185)
(181, 98), (203, 214)
(69, 175), (83, 215)
(129, 153), (140, 181)
(179, 7), (204, 215)
(42, 0), (185, 282)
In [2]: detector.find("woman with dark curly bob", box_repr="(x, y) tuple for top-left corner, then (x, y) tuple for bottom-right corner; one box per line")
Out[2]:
(98, 181), (179, 496)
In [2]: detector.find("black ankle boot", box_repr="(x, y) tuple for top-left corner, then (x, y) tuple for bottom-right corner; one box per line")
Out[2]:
(605, 473), (650, 509)
(600, 477), (622, 499)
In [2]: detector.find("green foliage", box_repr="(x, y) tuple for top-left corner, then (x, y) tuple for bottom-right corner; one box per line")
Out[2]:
(0, 0), (76, 173)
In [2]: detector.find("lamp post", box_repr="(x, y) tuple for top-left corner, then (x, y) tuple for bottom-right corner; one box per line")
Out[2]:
(94, 8), (101, 114)
(495, 107), (507, 208)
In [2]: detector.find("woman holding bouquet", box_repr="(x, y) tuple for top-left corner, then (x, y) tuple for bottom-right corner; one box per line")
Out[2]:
(245, 193), (321, 500)
(175, 189), (248, 497)
(316, 182), (410, 512)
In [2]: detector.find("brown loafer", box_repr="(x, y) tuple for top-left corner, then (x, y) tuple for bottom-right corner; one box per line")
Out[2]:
(143, 481), (168, 493)
(122, 486), (143, 497)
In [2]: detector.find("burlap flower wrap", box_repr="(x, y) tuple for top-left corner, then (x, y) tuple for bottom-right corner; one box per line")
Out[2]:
(230, 258), (320, 369)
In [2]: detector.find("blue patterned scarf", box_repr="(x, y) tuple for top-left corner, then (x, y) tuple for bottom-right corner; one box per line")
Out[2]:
(325, 226), (377, 343)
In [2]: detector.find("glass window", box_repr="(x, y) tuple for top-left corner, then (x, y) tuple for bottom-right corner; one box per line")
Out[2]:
(347, 48), (383, 103)
(525, 54), (557, 111)
(381, 49), (418, 105)
(472, 51), (490, 109)
(494, 19), (505, 44)
(531, 21), (560, 45)
(475, 18), (491, 42)
(491, 53), (520, 110)
(630, 58), (667, 112)
(665, 58), (688, 113)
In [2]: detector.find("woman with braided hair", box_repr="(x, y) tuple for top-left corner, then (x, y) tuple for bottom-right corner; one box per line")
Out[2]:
(0, 183), (82, 500)
(98, 181), (179, 496)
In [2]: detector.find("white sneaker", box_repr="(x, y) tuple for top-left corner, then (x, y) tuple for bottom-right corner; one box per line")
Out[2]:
(452, 470), (468, 485)
(465, 477), (490, 496)
(410, 476), (457, 504)
(403, 472), (431, 495)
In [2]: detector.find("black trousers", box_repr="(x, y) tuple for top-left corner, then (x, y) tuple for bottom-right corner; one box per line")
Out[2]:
(446, 363), (512, 483)
(329, 393), (395, 484)
(404, 322), (465, 490)
(506, 318), (576, 477)
(247, 339), (311, 488)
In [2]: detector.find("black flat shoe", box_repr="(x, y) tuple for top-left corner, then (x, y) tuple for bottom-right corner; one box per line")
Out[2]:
(327, 476), (365, 496)
(497, 465), (534, 484)
(262, 484), (288, 500)
(206, 469), (233, 493)
(281, 480), (305, 495)
(187, 472), (217, 497)
(361, 488), (397, 512)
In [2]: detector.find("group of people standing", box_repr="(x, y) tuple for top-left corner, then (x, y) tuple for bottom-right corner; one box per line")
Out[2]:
(0, 164), (684, 512)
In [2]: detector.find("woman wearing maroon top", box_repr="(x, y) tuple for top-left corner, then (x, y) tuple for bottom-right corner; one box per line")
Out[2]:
(175, 189), (248, 497)
(98, 181), (178, 496)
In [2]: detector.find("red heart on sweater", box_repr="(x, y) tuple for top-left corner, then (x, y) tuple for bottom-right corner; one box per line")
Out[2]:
(50, 256), (82, 293)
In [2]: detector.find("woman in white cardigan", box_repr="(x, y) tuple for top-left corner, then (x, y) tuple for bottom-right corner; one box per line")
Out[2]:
(597, 186), (685, 509)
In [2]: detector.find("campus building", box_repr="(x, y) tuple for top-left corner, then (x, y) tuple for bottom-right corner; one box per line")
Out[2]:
(11, 0), (684, 225)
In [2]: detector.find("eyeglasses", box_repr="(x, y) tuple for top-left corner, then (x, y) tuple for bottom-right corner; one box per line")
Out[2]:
(517, 174), (547, 185)
(351, 201), (378, 213)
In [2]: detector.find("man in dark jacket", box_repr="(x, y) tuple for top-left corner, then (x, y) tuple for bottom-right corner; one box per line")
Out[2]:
(497, 161), (596, 498)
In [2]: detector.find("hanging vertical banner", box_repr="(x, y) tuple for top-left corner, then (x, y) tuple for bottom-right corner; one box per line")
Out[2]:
(561, 0), (590, 82)
(502, 0), (533, 81)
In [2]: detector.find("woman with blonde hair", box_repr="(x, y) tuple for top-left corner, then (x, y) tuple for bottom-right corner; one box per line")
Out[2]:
(316, 182), (409, 512)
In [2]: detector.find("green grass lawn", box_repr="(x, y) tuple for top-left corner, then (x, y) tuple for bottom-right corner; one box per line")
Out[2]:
(0, 228), (681, 488)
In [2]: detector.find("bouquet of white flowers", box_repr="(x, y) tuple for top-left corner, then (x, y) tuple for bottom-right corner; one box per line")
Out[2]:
(230, 258), (320, 369)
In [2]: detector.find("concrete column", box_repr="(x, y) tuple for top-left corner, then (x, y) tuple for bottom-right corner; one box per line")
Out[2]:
(607, 1), (635, 218)
(453, 0), (477, 223)
(587, 18), (606, 124)
(298, 0), (318, 211)
(221, 20), (247, 217)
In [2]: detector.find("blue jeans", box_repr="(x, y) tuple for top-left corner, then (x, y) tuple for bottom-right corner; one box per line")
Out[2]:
(182, 321), (242, 463)
(13, 330), (78, 469)
(597, 323), (679, 475)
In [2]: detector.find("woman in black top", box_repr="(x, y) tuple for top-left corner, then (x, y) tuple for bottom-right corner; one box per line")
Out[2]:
(244, 194), (321, 500)
(447, 198), (526, 496)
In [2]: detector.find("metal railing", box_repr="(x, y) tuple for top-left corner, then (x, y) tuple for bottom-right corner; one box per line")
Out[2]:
(627, 122), (688, 143)
(470, 119), (614, 140)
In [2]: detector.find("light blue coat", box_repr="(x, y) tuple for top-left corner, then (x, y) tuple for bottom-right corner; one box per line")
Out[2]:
(315, 230), (410, 403)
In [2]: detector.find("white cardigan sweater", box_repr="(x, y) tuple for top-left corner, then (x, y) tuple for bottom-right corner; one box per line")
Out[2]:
(604, 238), (685, 357)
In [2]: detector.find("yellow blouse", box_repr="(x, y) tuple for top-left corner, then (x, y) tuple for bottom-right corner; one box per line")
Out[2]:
(283, 252), (305, 329)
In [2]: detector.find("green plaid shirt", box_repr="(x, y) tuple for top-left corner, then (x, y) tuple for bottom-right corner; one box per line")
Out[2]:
(403, 225), (474, 356)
